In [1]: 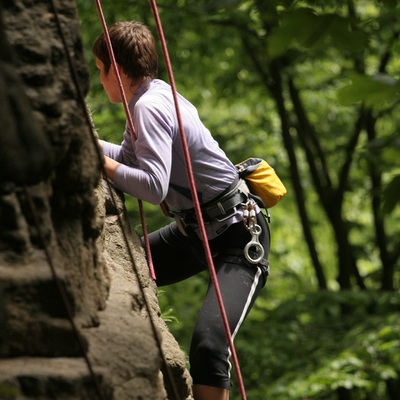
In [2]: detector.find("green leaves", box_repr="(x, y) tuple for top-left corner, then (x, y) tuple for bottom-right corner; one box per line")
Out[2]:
(241, 291), (400, 399)
(382, 175), (400, 214)
(266, 8), (366, 59)
(337, 73), (400, 108)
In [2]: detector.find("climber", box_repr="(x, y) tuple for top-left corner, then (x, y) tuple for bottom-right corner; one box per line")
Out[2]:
(92, 20), (270, 400)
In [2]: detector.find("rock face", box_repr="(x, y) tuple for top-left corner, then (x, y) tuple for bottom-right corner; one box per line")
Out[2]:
(0, 1), (192, 399)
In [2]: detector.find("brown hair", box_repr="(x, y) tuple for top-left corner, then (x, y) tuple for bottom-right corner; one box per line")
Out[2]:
(92, 21), (158, 83)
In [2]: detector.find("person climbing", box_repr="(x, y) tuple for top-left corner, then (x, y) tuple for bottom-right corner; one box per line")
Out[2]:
(92, 20), (270, 400)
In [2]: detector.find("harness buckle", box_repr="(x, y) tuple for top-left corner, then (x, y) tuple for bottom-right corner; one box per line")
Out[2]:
(215, 205), (238, 222)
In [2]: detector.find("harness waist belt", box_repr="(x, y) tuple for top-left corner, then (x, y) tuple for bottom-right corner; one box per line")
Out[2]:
(170, 176), (248, 223)
(202, 191), (247, 221)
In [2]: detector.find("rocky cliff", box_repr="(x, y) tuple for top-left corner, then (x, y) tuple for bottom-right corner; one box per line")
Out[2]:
(0, 1), (192, 399)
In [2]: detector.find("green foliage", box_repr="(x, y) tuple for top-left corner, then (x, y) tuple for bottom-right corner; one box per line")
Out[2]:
(158, 290), (179, 323)
(266, 8), (367, 59)
(236, 291), (400, 399)
(0, 384), (20, 398)
(337, 74), (400, 108)
(382, 174), (400, 214)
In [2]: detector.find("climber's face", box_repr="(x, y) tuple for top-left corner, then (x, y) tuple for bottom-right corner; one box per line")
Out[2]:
(95, 58), (121, 104)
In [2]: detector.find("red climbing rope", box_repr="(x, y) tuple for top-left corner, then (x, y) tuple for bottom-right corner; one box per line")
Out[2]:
(148, 1), (247, 399)
(93, 0), (248, 398)
(50, 1), (179, 398)
(93, 0), (156, 281)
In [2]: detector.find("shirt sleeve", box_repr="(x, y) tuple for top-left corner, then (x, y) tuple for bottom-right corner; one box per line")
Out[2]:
(102, 141), (123, 162)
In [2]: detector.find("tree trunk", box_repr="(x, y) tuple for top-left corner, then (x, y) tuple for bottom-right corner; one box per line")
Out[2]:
(268, 61), (327, 290)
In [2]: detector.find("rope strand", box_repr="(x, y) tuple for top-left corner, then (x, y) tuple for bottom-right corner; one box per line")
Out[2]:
(51, 1), (180, 398)
(148, 1), (247, 399)
(92, 1), (181, 398)
(93, 0), (157, 281)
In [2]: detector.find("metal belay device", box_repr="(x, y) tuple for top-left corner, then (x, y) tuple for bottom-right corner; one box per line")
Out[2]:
(243, 198), (265, 264)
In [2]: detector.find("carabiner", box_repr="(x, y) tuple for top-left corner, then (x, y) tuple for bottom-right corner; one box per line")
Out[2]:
(244, 224), (264, 264)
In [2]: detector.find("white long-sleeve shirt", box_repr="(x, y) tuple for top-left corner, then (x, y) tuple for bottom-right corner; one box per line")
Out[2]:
(103, 79), (238, 207)
(102, 79), (242, 238)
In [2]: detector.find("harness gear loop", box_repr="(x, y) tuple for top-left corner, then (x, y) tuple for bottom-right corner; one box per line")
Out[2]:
(243, 198), (265, 264)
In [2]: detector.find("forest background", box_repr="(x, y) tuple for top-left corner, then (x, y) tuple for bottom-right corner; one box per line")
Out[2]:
(75, 1), (400, 399)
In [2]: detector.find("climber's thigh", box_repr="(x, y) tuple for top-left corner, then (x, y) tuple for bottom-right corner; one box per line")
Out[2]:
(146, 221), (207, 286)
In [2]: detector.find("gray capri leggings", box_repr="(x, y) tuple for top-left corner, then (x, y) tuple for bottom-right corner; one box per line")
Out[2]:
(146, 209), (270, 389)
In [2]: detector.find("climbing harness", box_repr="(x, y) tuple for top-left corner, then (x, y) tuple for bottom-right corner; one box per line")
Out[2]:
(169, 175), (248, 224)
(243, 199), (265, 264)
